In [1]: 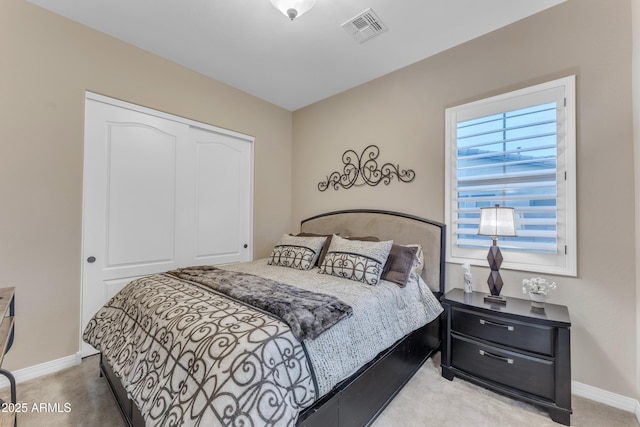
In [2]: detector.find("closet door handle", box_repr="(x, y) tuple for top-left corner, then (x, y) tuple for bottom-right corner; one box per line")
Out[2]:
(87, 256), (96, 263)
(479, 318), (514, 331)
(479, 349), (514, 364)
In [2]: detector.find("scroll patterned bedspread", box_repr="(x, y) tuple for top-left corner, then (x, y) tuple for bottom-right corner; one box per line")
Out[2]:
(84, 259), (444, 425)
(83, 273), (317, 427)
(222, 259), (444, 397)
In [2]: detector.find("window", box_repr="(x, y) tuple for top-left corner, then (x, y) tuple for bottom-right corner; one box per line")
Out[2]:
(445, 76), (576, 276)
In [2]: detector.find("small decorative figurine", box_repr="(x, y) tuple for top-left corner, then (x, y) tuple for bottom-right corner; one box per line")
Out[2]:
(462, 263), (473, 293)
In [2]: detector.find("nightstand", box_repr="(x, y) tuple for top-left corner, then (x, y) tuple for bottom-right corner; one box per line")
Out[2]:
(440, 288), (571, 425)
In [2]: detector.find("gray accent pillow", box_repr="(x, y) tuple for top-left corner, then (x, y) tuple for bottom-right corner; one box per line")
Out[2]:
(381, 244), (419, 287)
(319, 234), (393, 285)
(268, 234), (327, 270)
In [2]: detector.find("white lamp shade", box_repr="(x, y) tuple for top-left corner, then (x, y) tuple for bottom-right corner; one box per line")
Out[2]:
(269, 0), (317, 20)
(478, 206), (516, 237)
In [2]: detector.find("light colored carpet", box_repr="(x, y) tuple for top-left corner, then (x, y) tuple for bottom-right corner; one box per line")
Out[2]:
(0, 352), (636, 426)
(0, 355), (122, 427)
(374, 352), (638, 427)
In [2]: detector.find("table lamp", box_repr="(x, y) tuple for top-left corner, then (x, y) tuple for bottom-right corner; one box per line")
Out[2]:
(477, 205), (516, 304)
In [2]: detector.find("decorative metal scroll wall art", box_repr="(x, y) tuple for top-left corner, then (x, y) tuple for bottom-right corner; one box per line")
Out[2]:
(318, 145), (415, 191)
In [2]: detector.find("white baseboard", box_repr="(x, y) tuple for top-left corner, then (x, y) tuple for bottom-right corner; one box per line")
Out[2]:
(573, 380), (640, 423)
(0, 352), (81, 389)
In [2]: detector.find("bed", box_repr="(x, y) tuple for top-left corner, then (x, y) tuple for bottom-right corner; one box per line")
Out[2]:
(84, 209), (446, 426)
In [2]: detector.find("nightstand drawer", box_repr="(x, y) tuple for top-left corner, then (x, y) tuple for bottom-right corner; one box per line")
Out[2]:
(451, 334), (555, 400)
(451, 307), (554, 355)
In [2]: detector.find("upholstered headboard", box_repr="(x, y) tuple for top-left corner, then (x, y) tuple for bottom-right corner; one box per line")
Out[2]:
(300, 209), (446, 297)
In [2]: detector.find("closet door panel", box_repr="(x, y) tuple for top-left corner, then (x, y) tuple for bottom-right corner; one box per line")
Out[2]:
(106, 124), (177, 267)
(188, 127), (252, 266)
(82, 98), (189, 357)
(82, 93), (253, 357)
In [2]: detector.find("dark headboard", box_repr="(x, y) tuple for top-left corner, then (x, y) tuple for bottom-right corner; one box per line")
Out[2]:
(300, 209), (446, 297)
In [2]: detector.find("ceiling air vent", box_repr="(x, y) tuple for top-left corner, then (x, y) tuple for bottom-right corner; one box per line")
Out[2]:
(341, 8), (388, 44)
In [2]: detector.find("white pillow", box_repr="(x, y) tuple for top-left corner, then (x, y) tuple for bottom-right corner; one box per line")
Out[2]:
(268, 234), (327, 270)
(405, 243), (424, 276)
(319, 234), (393, 285)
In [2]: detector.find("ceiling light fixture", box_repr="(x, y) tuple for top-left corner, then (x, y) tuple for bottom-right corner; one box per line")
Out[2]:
(269, 0), (317, 20)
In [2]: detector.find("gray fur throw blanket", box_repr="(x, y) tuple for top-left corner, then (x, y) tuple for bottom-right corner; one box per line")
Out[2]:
(167, 265), (353, 340)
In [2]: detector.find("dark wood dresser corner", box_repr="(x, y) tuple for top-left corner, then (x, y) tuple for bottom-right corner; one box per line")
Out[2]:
(0, 287), (16, 427)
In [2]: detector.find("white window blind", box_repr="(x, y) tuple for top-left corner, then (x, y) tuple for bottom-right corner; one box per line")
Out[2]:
(445, 76), (576, 276)
(456, 102), (558, 253)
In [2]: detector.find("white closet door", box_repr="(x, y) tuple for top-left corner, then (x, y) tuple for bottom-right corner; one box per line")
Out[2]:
(184, 127), (252, 266)
(81, 94), (253, 357)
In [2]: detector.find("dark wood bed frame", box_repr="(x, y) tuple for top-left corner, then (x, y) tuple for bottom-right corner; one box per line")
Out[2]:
(98, 209), (446, 427)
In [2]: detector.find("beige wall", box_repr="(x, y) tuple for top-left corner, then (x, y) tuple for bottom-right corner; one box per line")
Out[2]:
(0, 0), (293, 369)
(293, 0), (637, 397)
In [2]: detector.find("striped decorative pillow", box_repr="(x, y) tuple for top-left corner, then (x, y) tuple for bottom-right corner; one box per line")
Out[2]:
(319, 235), (393, 285)
(268, 234), (327, 270)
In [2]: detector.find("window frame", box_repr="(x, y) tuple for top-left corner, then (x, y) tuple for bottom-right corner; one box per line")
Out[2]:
(444, 76), (577, 277)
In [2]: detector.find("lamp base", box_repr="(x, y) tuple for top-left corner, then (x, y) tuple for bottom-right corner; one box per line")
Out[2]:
(485, 243), (506, 305)
(484, 294), (507, 305)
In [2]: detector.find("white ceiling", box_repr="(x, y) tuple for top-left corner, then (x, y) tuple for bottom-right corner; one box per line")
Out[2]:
(28, 0), (565, 111)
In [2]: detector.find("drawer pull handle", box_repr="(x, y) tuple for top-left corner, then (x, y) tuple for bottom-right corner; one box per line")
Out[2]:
(479, 318), (514, 331)
(479, 349), (514, 364)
